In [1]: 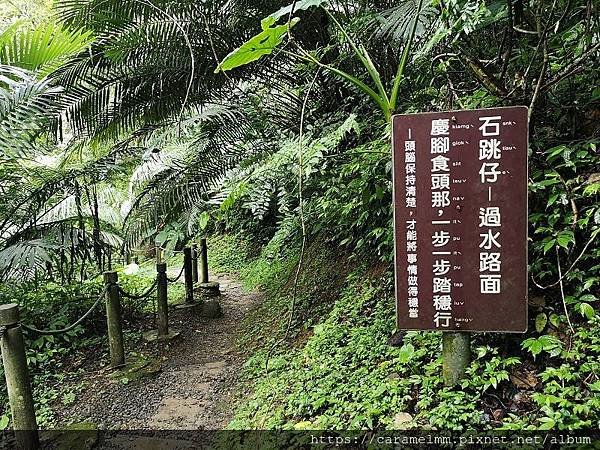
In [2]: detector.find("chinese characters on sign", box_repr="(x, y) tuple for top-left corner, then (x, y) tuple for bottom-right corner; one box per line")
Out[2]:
(392, 107), (528, 332)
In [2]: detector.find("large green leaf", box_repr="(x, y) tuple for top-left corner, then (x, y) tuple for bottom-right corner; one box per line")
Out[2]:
(269, 0), (328, 21)
(580, 303), (595, 320)
(397, 343), (415, 364)
(214, 16), (299, 73)
(535, 313), (547, 333)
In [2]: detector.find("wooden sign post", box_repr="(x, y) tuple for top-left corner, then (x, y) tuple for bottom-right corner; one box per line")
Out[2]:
(392, 107), (528, 385)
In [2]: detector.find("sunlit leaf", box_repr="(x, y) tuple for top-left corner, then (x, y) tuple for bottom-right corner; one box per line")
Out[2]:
(270, 0), (328, 21)
(397, 343), (414, 363)
(580, 303), (595, 320)
(198, 211), (210, 230)
(215, 16), (299, 73)
(535, 313), (547, 333)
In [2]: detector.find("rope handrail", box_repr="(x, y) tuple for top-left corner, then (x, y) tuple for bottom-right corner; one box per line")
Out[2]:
(81, 269), (104, 281)
(21, 287), (107, 336)
(118, 279), (157, 300)
(156, 245), (185, 254)
(126, 292), (154, 315)
(167, 265), (185, 283)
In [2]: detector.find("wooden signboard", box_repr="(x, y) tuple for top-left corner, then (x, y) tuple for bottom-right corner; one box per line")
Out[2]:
(392, 107), (528, 332)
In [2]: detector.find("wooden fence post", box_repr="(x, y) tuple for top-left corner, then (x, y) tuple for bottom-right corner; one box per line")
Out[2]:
(196, 238), (221, 314)
(0, 304), (39, 450)
(442, 332), (471, 386)
(104, 271), (125, 367)
(156, 263), (168, 337)
(191, 244), (199, 283)
(183, 247), (194, 304)
(199, 238), (209, 284)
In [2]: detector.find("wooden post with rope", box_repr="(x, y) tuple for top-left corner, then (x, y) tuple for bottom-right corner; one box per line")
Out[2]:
(191, 244), (199, 283)
(156, 262), (169, 336)
(143, 263), (181, 342)
(183, 246), (194, 304)
(199, 238), (209, 284)
(0, 304), (39, 450)
(196, 238), (222, 318)
(104, 271), (125, 367)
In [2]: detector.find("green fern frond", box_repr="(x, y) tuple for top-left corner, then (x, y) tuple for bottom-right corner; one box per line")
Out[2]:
(0, 21), (94, 78)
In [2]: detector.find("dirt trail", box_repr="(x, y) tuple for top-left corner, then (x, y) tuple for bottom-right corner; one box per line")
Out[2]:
(57, 271), (258, 444)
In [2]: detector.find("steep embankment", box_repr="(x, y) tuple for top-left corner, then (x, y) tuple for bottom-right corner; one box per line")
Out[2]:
(212, 234), (600, 432)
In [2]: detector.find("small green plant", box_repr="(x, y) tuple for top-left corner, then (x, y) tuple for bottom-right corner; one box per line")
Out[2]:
(61, 391), (76, 406)
(522, 335), (563, 358)
(0, 415), (9, 430)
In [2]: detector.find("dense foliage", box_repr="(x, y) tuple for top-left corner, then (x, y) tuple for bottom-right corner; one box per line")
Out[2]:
(0, 0), (598, 433)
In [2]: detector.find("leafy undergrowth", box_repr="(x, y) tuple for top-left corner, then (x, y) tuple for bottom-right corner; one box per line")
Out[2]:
(208, 234), (259, 277)
(219, 238), (600, 431)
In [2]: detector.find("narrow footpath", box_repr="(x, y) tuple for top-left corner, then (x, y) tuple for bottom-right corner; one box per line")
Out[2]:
(56, 271), (259, 448)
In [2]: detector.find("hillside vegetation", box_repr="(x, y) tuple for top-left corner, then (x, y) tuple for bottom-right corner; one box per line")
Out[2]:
(0, 0), (598, 437)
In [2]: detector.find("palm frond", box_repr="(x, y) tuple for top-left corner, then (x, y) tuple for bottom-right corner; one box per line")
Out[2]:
(0, 65), (62, 158)
(54, 0), (291, 141)
(360, 0), (437, 44)
(0, 239), (58, 281)
(0, 21), (94, 78)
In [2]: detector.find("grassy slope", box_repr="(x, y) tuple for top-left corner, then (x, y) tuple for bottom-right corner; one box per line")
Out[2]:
(208, 234), (600, 431)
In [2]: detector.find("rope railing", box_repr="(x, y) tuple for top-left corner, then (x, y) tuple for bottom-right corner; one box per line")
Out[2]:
(167, 265), (185, 283)
(20, 287), (107, 336)
(16, 262), (186, 339)
(125, 287), (158, 317)
(0, 240), (220, 445)
(117, 279), (158, 300)
(156, 245), (185, 255)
